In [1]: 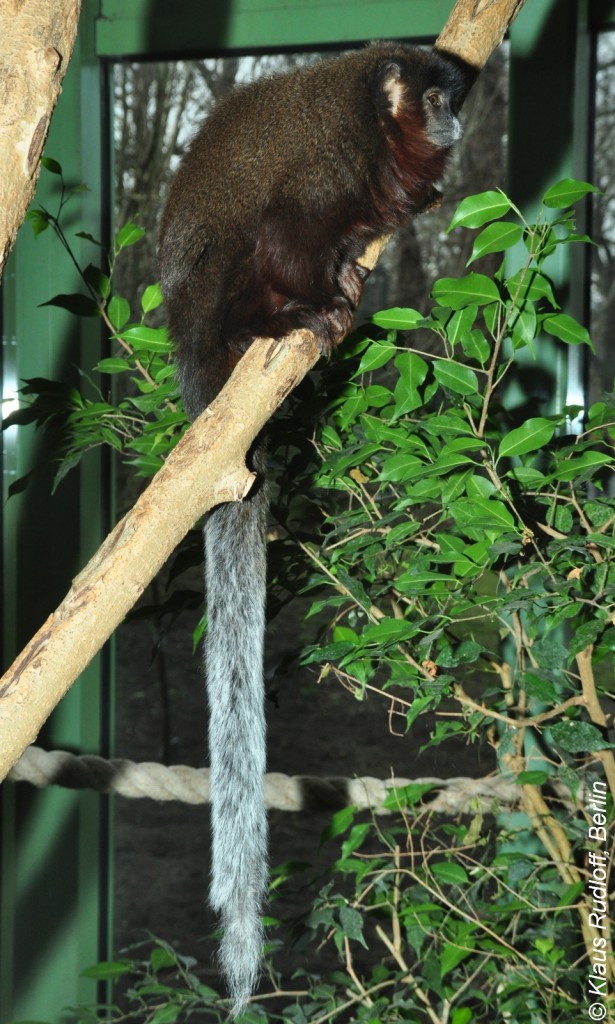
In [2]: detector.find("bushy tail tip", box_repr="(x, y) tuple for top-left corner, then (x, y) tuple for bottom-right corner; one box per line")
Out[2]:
(218, 904), (264, 1018)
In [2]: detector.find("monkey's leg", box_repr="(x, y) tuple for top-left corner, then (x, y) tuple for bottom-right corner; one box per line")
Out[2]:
(252, 205), (361, 354)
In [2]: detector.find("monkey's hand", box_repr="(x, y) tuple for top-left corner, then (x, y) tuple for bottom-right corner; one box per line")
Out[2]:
(338, 259), (370, 310)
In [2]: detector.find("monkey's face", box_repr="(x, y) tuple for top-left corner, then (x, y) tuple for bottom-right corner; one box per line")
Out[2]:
(422, 88), (462, 148)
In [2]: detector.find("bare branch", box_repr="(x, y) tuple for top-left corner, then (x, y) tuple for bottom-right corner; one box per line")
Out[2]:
(0, 0), (82, 279)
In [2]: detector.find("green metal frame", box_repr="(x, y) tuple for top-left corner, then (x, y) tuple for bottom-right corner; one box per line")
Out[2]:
(1, 0), (609, 1019)
(96, 0), (453, 56)
(0, 3), (110, 1018)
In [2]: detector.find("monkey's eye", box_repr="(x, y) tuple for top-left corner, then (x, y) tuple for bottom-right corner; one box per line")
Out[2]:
(426, 91), (442, 109)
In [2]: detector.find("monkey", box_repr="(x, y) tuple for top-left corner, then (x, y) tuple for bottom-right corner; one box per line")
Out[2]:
(158, 41), (471, 1015)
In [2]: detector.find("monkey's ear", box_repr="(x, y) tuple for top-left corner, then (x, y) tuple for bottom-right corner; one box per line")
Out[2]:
(373, 60), (405, 119)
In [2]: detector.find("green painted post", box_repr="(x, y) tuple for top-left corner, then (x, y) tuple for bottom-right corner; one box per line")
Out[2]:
(0, 1), (110, 1019)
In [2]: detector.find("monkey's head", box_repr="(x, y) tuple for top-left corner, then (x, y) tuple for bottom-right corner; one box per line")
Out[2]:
(371, 44), (472, 152)
(422, 85), (463, 148)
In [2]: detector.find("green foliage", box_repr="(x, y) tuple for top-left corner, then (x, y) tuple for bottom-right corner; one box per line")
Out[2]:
(5, 160), (188, 493)
(9, 173), (615, 1023)
(300, 182), (613, 731)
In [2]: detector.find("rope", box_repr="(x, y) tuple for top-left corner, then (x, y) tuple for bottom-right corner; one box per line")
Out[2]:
(7, 745), (524, 814)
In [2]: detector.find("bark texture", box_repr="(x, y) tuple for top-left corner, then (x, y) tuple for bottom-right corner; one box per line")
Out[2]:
(0, 0), (82, 279)
(436, 0), (527, 69)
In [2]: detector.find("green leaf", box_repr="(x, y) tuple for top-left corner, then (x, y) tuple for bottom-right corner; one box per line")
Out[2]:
(586, 501), (613, 528)
(542, 312), (593, 348)
(440, 941), (473, 979)
(75, 230), (102, 247)
(498, 417), (555, 458)
(397, 570), (450, 592)
(337, 393), (368, 428)
(8, 472), (34, 497)
(81, 960), (132, 979)
(41, 156), (62, 175)
(433, 360), (479, 396)
(569, 620), (603, 658)
(150, 946), (178, 971)
(95, 358), (130, 374)
(26, 208), (51, 237)
(378, 453), (424, 482)
(384, 782), (438, 809)
(542, 178), (599, 209)
(340, 823), (370, 859)
(108, 295), (131, 330)
(448, 190), (512, 231)
(115, 221), (145, 249)
(557, 881), (585, 909)
(532, 637), (567, 669)
(452, 1010), (474, 1024)
(516, 770), (550, 785)
(84, 263), (110, 299)
(437, 640), (484, 667)
(371, 307), (425, 329)
(40, 293), (99, 317)
(354, 339), (396, 374)
(321, 425), (342, 449)
(431, 861), (469, 885)
(321, 807), (355, 843)
(552, 451), (612, 482)
(141, 282), (163, 313)
(302, 641), (355, 664)
(118, 325), (170, 351)
(339, 905), (367, 946)
(432, 273), (500, 309)
(550, 720), (610, 753)
(422, 412), (476, 438)
(506, 466), (546, 487)
(451, 497), (516, 531)
(467, 222), (523, 265)
(393, 351), (429, 414)
(506, 269), (557, 307)
(445, 305), (477, 345)
(151, 1005), (181, 1024)
(396, 353), (430, 387)
(461, 329), (490, 366)
(361, 619), (416, 645)
(364, 384), (392, 408)
(422, 449), (477, 477)
(510, 304), (537, 350)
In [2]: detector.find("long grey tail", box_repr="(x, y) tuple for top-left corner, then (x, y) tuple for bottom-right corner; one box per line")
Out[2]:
(204, 474), (269, 1016)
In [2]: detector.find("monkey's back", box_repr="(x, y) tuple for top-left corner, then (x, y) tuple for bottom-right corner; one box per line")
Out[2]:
(160, 49), (383, 287)
(158, 43), (462, 411)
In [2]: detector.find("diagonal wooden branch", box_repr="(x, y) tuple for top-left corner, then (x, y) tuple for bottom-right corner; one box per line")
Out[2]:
(0, 327), (321, 780)
(0, 0), (528, 783)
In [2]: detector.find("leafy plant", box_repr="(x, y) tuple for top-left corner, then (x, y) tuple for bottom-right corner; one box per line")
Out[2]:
(4, 157), (188, 492)
(289, 177), (614, 1021)
(7, 175), (614, 1023)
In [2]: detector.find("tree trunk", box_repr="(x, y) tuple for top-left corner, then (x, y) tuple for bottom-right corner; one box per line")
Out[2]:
(0, 0), (527, 782)
(0, 0), (82, 279)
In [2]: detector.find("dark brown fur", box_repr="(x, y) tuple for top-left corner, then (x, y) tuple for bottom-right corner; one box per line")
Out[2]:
(159, 43), (469, 415)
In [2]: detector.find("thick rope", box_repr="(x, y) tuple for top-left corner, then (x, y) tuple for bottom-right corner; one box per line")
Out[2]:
(6, 745), (527, 814)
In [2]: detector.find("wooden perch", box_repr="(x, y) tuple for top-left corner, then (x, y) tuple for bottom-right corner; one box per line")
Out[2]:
(0, 0), (527, 783)
(0, 0), (82, 279)
(436, 0), (528, 69)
